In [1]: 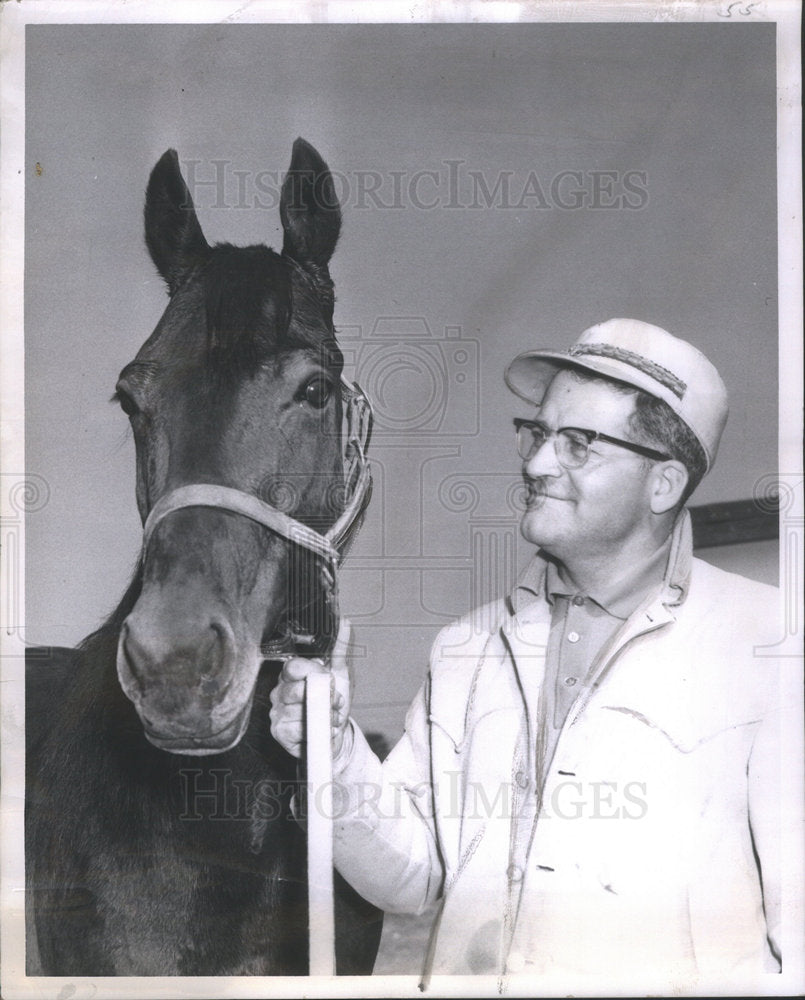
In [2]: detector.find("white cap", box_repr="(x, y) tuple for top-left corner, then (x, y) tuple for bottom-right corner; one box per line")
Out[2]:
(504, 318), (729, 471)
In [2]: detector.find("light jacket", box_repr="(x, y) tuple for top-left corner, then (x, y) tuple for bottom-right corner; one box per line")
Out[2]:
(332, 513), (782, 983)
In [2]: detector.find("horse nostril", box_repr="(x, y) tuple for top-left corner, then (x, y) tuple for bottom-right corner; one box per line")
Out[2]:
(199, 621), (236, 693)
(200, 625), (222, 675)
(117, 622), (146, 699)
(117, 613), (237, 706)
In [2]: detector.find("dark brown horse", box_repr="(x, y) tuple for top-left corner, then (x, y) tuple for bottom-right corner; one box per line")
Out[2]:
(25, 138), (382, 976)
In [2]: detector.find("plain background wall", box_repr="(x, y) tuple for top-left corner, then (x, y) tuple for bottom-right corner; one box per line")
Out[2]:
(24, 23), (779, 741)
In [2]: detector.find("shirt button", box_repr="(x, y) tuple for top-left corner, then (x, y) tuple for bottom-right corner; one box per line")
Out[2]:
(567, 630), (580, 643)
(506, 864), (523, 883)
(564, 676), (577, 687)
(572, 595), (584, 606)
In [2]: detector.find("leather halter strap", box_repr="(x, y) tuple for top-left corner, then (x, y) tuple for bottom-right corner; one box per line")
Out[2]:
(143, 483), (341, 563)
(142, 377), (372, 573)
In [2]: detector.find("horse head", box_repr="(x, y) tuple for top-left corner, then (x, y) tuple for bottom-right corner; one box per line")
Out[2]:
(116, 139), (349, 755)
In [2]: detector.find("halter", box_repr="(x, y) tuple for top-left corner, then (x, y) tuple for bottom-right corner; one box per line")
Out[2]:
(141, 376), (373, 659)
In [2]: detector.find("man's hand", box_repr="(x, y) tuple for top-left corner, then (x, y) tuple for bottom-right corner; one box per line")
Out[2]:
(269, 619), (353, 759)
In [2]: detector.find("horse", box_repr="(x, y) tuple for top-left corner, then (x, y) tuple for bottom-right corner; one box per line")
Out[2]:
(25, 138), (383, 976)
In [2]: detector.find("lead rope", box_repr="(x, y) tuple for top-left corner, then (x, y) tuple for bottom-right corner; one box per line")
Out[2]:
(262, 378), (372, 659)
(303, 380), (372, 976)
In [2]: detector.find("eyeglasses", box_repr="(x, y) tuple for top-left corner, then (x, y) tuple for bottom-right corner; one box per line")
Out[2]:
(514, 417), (671, 469)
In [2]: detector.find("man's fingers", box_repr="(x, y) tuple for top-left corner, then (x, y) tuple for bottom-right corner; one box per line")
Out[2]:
(281, 656), (327, 682)
(269, 703), (303, 726)
(268, 701), (305, 758)
(271, 676), (343, 709)
(269, 642), (353, 761)
(271, 678), (306, 706)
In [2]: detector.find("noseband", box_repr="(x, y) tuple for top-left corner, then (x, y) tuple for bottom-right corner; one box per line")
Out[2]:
(141, 377), (373, 659)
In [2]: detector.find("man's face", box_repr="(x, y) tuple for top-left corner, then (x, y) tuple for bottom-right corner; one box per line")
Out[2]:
(520, 369), (658, 565)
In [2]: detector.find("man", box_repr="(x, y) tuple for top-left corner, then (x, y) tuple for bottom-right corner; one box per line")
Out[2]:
(270, 318), (781, 982)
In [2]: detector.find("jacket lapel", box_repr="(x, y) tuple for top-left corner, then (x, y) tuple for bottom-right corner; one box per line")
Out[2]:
(499, 611), (550, 768)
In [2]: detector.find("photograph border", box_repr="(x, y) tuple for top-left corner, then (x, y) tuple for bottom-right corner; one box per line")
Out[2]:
(1, 2), (802, 998)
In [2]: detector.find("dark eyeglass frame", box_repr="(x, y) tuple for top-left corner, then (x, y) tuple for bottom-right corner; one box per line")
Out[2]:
(513, 417), (671, 468)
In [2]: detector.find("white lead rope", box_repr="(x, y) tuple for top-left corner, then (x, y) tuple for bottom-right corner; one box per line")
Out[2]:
(305, 671), (336, 976)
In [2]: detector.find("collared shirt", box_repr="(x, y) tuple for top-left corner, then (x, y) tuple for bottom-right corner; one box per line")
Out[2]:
(512, 536), (672, 791)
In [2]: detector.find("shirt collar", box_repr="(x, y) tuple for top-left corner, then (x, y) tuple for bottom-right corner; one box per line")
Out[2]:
(511, 509), (693, 620)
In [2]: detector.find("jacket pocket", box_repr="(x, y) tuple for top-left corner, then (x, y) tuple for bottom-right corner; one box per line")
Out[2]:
(598, 703), (761, 755)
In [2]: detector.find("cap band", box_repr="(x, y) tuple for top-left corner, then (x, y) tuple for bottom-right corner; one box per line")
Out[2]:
(568, 342), (687, 399)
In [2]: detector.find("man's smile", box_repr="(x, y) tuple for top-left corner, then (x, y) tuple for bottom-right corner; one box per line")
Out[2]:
(524, 482), (574, 506)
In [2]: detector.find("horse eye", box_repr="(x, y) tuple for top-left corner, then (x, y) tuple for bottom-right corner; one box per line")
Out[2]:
(302, 376), (333, 409)
(114, 388), (139, 417)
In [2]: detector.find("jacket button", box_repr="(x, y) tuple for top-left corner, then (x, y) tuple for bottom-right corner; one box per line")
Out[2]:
(514, 769), (529, 788)
(506, 864), (523, 883)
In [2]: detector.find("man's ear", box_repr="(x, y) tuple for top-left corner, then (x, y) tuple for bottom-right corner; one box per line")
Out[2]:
(649, 460), (689, 515)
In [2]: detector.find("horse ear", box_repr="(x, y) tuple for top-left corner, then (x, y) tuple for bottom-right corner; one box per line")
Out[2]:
(144, 149), (209, 295)
(280, 138), (341, 270)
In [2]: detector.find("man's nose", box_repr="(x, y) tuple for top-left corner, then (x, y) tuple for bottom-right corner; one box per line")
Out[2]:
(524, 436), (563, 478)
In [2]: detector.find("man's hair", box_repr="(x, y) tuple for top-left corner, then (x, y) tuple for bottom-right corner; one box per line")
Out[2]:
(565, 367), (707, 506)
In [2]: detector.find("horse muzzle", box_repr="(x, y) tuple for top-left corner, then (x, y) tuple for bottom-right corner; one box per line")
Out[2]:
(139, 705), (254, 756)
(117, 611), (260, 755)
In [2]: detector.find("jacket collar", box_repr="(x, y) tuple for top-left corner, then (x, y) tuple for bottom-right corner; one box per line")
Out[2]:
(501, 510), (694, 745)
(510, 508), (693, 620)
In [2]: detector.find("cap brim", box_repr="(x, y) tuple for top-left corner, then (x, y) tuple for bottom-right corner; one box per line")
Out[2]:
(504, 349), (669, 407)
